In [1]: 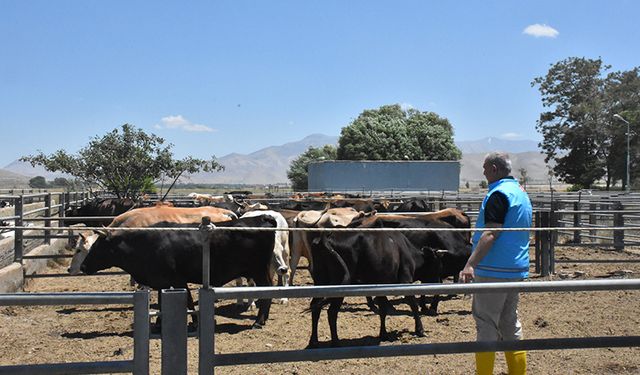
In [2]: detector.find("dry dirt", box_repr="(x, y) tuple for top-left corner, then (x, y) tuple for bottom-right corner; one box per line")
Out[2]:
(2, 246), (640, 374)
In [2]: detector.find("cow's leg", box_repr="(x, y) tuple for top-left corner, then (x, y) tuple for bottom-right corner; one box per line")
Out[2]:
(235, 278), (245, 307)
(308, 297), (323, 348)
(185, 286), (198, 328)
(404, 295), (425, 337)
(327, 297), (344, 347)
(246, 279), (257, 311)
(365, 296), (379, 313)
(252, 274), (272, 328)
(374, 296), (390, 340)
(152, 289), (162, 333)
(289, 233), (302, 286)
(253, 297), (272, 328)
(428, 295), (441, 316)
(276, 272), (290, 305)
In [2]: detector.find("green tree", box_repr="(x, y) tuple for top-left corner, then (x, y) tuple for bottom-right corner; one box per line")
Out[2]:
(287, 145), (337, 191)
(532, 57), (640, 189)
(532, 57), (608, 188)
(337, 104), (461, 161)
(21, 124), (223, 198)
(51, 177), (70, 187)
(29, 176), (48, 188)
(603, 68), (640, 189)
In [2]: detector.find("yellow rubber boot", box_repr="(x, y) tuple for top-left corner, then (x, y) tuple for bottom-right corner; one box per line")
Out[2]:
(475, 351), (495, 375)
(505, 351), (527, 375)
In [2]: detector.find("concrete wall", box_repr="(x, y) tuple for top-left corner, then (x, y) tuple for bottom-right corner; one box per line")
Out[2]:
(0, 238), (68, 293)
(308, 160), (460, 192)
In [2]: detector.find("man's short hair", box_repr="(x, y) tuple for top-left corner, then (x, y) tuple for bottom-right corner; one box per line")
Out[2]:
(484, 152), (512, 175)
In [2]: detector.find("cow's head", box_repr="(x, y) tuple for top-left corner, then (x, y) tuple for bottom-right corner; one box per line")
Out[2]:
(416, 246), (445, 283)
(67, 232), (100, 275)
(78, 230), (118, 275)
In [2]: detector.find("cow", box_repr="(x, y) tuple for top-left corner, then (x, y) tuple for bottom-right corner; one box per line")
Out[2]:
(393, 198), (434, 213)
(328, 198), (390, 213)
(67, 205), (237, 275)
(349, 209), (472, 315)
(79, 215), (278, 328)
(289, 207), (371, 285)
(239, 210), (291, 305)
(307, 229), (441, 348)
(64, 197), (141, 226)
(187, 193), (230, 206)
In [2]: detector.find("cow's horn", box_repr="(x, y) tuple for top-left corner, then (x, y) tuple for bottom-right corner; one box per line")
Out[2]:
(93, 229), (109, 237)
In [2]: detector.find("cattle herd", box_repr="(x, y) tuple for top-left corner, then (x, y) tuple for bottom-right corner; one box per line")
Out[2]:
(63, 193), (472, 347)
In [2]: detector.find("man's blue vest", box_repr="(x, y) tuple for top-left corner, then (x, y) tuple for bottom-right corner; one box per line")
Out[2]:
(472, 178), (533, 279)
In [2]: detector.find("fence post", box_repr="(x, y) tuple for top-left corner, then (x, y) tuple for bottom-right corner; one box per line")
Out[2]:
(589, 203), (597, 241)
(199, 216), (216, 374)
(14, 195), (24, 263)
(64, 192), (74, 244)
(534, 211), (541, 274)
(573, 201), (581, 244)
(540, 211), (551, 277)
(44, 193), (51, 245)
(133, 290), (150, 375)
(161, 288), (188, 375)
(199, 287), (216, 375)
(550, 203), (558, 274)
(613, 201), (624, 251)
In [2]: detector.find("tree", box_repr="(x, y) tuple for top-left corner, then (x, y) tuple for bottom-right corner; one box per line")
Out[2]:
(603, 68), (640, 189)
(287, 145), (337, 191)
(21, 124), (223, 198)
(532, 57), (640, 189)
(337, 104), (461, 161)
(51, 178), (70, 187)
(29, 176), (47, 188)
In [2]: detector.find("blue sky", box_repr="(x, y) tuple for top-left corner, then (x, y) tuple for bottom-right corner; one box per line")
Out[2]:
(1, 1), (638, 167)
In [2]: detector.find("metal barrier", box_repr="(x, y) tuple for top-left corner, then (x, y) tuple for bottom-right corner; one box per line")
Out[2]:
(0, 291), (150, 375)
(197, 280), (640, 374)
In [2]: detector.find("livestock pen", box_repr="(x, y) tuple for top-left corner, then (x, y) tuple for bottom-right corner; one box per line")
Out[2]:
(1, 192), (640, 373)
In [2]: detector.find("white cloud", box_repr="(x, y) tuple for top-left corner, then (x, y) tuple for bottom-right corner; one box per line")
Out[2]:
(155, 115), (215, 132)
(523, 24), (559, 38)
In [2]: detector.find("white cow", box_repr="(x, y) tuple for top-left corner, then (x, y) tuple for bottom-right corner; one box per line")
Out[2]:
(239, 210), (290, 305)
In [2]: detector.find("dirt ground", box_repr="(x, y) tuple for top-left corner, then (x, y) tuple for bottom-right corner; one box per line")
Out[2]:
(1, 246), (640, 374)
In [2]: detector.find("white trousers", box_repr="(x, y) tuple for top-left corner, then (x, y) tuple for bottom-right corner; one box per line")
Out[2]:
(472, 276), (523, 342)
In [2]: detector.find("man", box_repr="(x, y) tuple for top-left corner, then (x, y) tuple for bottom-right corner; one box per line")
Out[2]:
(459, 152), (532, 375)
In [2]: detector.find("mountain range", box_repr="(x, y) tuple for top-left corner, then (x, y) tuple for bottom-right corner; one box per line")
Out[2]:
(1, 135), (548, 187)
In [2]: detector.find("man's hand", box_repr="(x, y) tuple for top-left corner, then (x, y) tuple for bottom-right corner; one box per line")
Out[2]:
(459, 264), (474, 283)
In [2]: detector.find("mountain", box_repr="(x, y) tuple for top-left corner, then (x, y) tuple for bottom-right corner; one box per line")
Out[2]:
(460, 151), (550, 184)
(3, 160), (70, 180)
(186, 134), (339, 184)
(2, 134), (550, 186)
(456, 137), (540, 154)
(0, 168), (30, 187)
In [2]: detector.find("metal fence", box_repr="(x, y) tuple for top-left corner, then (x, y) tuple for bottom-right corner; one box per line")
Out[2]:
(0, 291), (150, 375)
(197, 278), (640, 374)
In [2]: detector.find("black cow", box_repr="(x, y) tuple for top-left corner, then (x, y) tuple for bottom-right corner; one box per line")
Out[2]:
(80, 215), (277, 328)
(351, 213), (472, 315)
(393, 198), (433, 212)
(65, 198), (139, 226)
(328, 199), (390, 213)
(307, 230), (441, 348)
